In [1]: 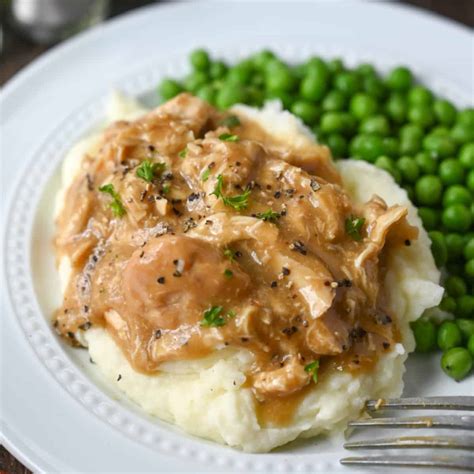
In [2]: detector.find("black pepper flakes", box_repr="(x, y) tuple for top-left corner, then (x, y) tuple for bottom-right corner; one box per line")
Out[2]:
(79, 321), (92, 331)
(117, 374), (122, 381)
(404, 239), (411, 246)
(241, 337), (249, 343)
(289, 240), (307, 255)
(157, 276), (165, 284)
(83, 305), (89, 313)
(187, 193), (200, 202)
(148, 145), (155, 152)
(383, 342), (390, 349)
(86, 173), (94, 191)
(310, 179), (321, 192)
(282, 267), (290, 276)
(282, 326), (298, 336)
(270, 281), (278, 288)
(274, 191), (281, 199)
(155, 329), (162, 339)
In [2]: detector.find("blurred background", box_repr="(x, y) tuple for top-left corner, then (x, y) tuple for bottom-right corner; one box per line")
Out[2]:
(0, 0), (472, 472)
(1, 0), (473, 87)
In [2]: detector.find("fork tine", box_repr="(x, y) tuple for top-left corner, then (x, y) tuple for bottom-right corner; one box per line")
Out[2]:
(344, 435), (474, 450)
(340, 455), (474, 471)
(366, 396), (474, 412)
(348, 414), (474, 430)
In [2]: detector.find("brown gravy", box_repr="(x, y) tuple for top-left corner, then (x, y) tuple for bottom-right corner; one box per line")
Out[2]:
(54, 93), (417, 425)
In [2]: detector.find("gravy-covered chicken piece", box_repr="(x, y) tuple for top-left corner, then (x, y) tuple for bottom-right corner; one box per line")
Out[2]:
(55, 93), (417, 404)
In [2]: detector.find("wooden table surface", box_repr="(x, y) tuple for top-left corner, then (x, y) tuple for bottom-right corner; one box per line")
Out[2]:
(1, 0), (472, 472)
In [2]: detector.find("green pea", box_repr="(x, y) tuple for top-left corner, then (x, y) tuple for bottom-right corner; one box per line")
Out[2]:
(412, 319), (437, 352)
(375, 155), (395, 173)
(320, 112), (354, 135)
(464, 238), (474, 260)
(439, 295), (457, 314)
(445, 233), (466, 260)
(356, 63), (376, 77)
(433, 99), (457, 126)
(227, 63), (253, 85)
(363, 75), (387, 99)
(442, 204), (472, 232)
(415, 151), (438, 174)
(467, 170), (474, 193)
(431, 126), (450, 137)
(442, 185), (472, 208)
(251, 50), (276, 69)
(265, 63), (295, 92)
(386, 66), (413, 91)
(300, 72), (328, 101)
(441, 347), (473, 381)
(457, 108), (474, 128)
(459, 143), (474, 169)
(457, 295), (474, 318)
(209, 61), (228, 79)
(291, 100), (320, 124)
(456, 319), (474, 340)
(408, 85), (433, 105)
(408, 104), (435, 128)
(466, 259), (474, 277)
(326, 134), (347, 158)
(158, 78), (184, 101)
(415, 175), (443, 206)
(306, 57), (329, 77)
(333, 71), (361, 96)
(437, 321), (463, 351)
(321, 90), (346, 112)
(468, 335), (474, 357)
(418, 207), (439, 230)
(451, 122), (474, 144)
(350, 93), (378, 120)
(423, 133), (456, 159)
(382, 137), (399, 157)
(349, 134), (384, 162)
(439, 159), (465, 185)
(428, 231), (448, 267)
(195, 85), (216, 104)
(215, 83), (248, 109)
(327, 58), (345, 74)
(397, 156), (419, 183)
(445, 275), (467, 297)
(400, 124), (423, 155)
(190, 48), (210, 71)
(386, 93), (407, 124)
(184, 71), (208, 92)
(359, 115), (390, 136)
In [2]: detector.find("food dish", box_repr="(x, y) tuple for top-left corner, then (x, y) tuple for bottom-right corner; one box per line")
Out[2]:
(2, 1), (472, 472)
(53, 92), (442, 451)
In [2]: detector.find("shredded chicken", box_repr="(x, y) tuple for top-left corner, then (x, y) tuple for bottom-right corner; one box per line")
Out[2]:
(54, 93), (417, 401)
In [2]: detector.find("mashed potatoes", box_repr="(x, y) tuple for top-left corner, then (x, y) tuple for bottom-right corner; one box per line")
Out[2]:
(57, 93), (443, 452)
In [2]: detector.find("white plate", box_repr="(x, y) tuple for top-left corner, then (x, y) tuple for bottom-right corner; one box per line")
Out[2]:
(1, 1), (473, 473)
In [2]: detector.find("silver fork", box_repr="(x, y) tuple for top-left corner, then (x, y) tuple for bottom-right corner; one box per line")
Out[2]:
(340, 396), (474, 471)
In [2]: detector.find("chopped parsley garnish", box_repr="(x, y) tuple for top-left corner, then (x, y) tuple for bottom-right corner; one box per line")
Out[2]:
(211, 174), (250, 211)
(345, 215), (366, 241)
(201, 168), (211, 182)
(304, 360), (320, 383)
(178, 148), (187, 158)
(256, 209), (281, 223)
(136, 160), (165, 182)
(227, 309), (236, 318)
(99, 184), (126, 217)
(201, 306), (225, 327)
(218, 133), (239, 142)
(219, 115), (241, 128)
(224, 269), (233, 279)
(162, 183), (171, 194)
(224, 248), (237, 261)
